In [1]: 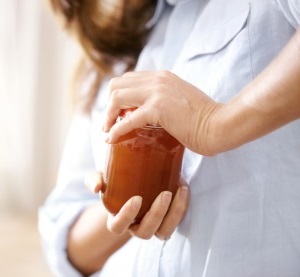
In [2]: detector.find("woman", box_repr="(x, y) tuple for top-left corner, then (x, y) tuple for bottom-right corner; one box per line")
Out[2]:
(40, 1), (188, 276)
(39, 0), (300, 276)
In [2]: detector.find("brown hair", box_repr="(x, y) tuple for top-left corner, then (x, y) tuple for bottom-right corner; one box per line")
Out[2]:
(49, 0), (156, 112)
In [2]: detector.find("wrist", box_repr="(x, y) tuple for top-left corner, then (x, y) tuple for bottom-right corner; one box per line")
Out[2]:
(201, 102), (228, 156)
(67, 203), (130, 276)
(193, 100), (226, 156)
(206, 93), (274, 154)
(200, 99), (255, 155)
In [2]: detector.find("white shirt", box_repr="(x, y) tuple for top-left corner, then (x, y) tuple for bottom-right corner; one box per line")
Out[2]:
(39, 0), (300, 276)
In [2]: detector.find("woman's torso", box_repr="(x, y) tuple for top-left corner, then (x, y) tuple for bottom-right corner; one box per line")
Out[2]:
(92, 0), (300, 276)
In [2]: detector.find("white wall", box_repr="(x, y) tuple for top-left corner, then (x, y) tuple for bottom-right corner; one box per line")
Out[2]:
(0, 0), (80, 214)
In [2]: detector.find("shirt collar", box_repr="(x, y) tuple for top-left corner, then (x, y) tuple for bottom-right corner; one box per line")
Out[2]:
(165, 0), (183, 5)
(146, 0), (165, 28)
(146, 0), (185, 29)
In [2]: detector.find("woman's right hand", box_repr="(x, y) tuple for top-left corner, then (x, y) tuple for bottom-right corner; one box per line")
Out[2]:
(85, 171), (190, 240)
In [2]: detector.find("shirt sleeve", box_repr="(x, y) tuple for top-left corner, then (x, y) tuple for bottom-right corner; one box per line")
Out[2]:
(275, 0), (300, 29)
(38, 113), (100, 277)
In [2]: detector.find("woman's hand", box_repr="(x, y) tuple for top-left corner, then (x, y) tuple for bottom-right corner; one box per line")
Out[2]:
(85, 171), (190, 240)
(103, 70), (223, 155)
(103, 30), (300, 156)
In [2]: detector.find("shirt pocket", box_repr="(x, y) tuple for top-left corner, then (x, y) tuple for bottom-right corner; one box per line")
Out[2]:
(181, 3), (250, 60)
(175, 2), (252, 102)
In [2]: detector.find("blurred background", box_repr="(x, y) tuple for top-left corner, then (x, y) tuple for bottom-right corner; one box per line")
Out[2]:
(0, 0), (80, 276)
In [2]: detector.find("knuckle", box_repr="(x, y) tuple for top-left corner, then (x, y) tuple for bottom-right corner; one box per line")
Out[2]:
(122, 71), (133, 77)
(123, 114), (133, 125)
(106, 214), (129, 236)
(149, 208), (165, 219)
(107, 222), (121, 235)
(111, 89), (120, 100)
(158, 70), (171, 79)
(150, 95), (161, 107)
(154, 75), (166, 87)
(155, 70), (173, 86)
(153, 71), (169, 87)
(148, 97), (162, 114)
(108, 77), (119, 91)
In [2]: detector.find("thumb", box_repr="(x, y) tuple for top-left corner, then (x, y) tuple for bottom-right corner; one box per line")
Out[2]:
(84, 171), (105, 193)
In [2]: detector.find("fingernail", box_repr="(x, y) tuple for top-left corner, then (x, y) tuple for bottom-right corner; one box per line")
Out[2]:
(180, 186), (189, 202)
(162, 191), (172, 206)
(131, 196), (142, 211)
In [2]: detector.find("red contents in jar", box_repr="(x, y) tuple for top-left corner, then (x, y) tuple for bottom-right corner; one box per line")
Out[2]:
(102, 125), (184, 223)
(119, 108), (136, 118)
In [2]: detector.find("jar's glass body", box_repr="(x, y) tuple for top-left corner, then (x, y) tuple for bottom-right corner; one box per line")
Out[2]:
(102, 126), (184, 223)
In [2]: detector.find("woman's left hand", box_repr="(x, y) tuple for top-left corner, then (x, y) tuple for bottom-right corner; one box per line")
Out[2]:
(86, 171), (190, 240)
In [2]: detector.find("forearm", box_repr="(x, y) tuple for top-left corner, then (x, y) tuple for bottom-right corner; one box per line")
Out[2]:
(209, 29), (300, 154)
(67, 202), (130, 276)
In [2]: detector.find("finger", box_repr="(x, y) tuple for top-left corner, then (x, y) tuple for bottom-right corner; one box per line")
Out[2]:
(103, 87), (149, 132)
(129, 191), (172, 240)
(107, 196), (142, 235)
(155, 186), (189, 240)
(103, 79), (157, 133)
(104, 72), (163, 133)
(106, 105), (160, 144)
(84, 172), (104, 193)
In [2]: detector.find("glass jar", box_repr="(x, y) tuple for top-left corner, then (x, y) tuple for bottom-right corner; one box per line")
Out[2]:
(102, 125), (184, 223)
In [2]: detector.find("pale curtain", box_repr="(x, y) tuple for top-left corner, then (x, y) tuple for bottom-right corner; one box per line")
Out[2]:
(0, 0), (80, 215)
